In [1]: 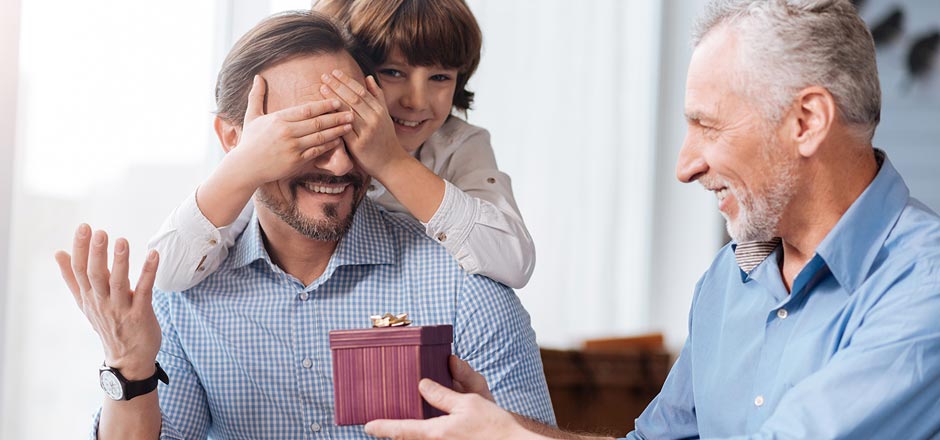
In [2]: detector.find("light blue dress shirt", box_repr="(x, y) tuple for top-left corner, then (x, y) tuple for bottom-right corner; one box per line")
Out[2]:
(91, 198), (555, 439)
(626, 154), (940, 439)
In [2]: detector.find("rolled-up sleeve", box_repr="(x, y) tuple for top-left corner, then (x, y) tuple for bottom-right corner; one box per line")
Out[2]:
(424, 127), (535, 289)
(148, 190), (251, 292)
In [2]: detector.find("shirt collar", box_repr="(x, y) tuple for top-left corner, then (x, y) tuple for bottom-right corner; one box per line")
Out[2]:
(733, 238), (782, 276)
(230, 197), (398, 272)
(730, 150), (907, 290)
(814, 149), (908, 293)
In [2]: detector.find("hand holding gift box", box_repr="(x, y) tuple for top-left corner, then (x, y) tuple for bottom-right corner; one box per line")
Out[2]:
(330, 314), (454, 425)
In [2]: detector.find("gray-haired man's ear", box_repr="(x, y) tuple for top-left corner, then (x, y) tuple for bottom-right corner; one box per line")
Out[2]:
(791, 85), (837, 159)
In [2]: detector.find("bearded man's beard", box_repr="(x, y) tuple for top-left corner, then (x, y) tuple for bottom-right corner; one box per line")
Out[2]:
(255, 173), (368, 241)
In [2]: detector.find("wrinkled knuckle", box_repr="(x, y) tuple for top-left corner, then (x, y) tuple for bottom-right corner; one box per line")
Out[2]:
(89, 271), (108, 286)
(302, 147), (320, 160)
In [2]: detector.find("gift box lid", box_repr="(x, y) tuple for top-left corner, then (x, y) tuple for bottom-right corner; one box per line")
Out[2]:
(329, 325), (453, 349)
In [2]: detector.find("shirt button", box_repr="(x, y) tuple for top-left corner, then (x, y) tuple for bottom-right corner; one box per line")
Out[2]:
(754, 395), (765, 407)
(302, 358), (313, 369)
(299, 292), (309, 301)
(209, 239), (218, 246)
(436, 232), (447, 242)
(777, 308), (788, 319)
(486, 177), (496, 184)
(310, 422), (321, 432)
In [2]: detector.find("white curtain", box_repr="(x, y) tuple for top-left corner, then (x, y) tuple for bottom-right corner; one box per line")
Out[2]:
(465, 0), (663, 347)
(1, 1), (221, 438)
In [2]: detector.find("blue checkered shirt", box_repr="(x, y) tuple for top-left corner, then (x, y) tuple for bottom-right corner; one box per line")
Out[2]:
(90, 198), (555, 439)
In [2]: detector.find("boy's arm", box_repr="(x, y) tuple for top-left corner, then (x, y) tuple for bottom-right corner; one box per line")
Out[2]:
(148, 191), (252, 291)
(421, 126), (534, 288)
(149, 75), (351, 291)
(319, 71), (448, 222)
(322, 72), (535, 288)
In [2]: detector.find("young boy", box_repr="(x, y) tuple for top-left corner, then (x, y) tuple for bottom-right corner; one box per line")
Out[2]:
(150, 0), (535, 290)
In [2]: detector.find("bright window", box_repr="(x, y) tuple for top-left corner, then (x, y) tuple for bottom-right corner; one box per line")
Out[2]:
(3, 1), (219, 437)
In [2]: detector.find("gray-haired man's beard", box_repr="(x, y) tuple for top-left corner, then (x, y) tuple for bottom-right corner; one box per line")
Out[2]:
(724, 140), (797, 243)
(255, 174), (367, 241)
(724, 174), (793, 242)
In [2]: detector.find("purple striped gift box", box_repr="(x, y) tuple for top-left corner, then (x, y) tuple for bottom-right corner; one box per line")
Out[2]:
(329, 325), (454, 425)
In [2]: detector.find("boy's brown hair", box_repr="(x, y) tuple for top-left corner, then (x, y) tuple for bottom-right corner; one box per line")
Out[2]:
(314, 0), (483, 111)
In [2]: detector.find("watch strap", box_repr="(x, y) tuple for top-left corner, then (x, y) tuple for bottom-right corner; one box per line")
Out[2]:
(123, 362), (170, 400)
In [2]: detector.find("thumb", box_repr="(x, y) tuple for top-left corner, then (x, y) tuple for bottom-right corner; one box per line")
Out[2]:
(244, 75), (267, 122)
(418, 378), (460, 414)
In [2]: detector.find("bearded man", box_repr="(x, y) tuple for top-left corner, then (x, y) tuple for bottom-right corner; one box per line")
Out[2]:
(365, 1), (940, 439)
(54, 11), (554, 440)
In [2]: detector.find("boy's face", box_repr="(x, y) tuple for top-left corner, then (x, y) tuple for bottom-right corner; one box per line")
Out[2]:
(377, 48), (460, 152)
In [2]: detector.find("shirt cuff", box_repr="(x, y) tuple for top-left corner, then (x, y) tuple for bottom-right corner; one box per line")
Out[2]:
(148, 190), (234, 291)
(180, 190), (226, 250)
(424, 179), (480, 273)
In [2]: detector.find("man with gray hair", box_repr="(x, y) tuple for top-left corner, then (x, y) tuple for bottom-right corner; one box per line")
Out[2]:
(365, 1), (940, 439)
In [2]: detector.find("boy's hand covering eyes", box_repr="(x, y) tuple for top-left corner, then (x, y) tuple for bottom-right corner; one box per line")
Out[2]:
(320, 70), (410, 180)
(232, 74), (355, 188)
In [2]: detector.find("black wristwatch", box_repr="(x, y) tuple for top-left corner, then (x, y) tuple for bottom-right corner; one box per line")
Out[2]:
(99, 362), (170, 401)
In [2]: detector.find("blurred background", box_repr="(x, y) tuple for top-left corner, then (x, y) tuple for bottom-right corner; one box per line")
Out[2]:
(1, 0), (938, 437)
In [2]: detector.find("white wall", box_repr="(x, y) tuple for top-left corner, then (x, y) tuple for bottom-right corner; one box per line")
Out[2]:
(466, 0), (665, 348)
(0, 0), (21, 428)
(649, 0), (724, 352)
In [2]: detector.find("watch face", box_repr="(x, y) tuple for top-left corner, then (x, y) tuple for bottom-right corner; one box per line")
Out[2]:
(99, 370), (124, 400)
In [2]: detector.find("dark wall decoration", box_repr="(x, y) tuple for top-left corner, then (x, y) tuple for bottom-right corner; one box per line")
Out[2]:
(857, 0), (940, 212)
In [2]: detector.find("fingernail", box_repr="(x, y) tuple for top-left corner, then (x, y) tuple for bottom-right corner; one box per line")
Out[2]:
(77, 224), (89, 237)
(332, 69), (343, 77)
(115, 239), (127, 254)
(320, 85), (330, 95)
(253, 75), (259, 83)
(344, 113), (353, 122)
(93, 231), (105, 246)
(321, 73), (331, 82)
(148, 250), (158, 261)
(331, 99), (340, 108)
(418, 379), (434, 392)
